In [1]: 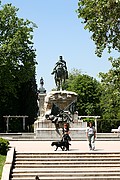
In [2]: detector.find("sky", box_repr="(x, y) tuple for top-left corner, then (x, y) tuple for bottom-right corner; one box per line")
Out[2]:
(2, 0), (119, 92)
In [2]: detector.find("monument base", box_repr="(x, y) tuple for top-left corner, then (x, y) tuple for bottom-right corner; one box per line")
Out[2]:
(35, 127), (86, 140)
(34, 116), (87, 140)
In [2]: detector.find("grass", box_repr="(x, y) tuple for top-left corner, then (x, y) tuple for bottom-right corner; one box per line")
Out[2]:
(0, 155), (6, 179)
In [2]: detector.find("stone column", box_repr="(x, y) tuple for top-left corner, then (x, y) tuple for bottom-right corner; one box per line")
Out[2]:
(95, 118), (97, 133)
(38, 93), (46, 117)
(38, 77), (46, 117)
(23, 117), (26, 130)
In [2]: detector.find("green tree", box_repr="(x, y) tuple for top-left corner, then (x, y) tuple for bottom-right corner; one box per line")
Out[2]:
(64, 69), (101, 116)
(0, 3), (37, 94)
(77, 0), (120, 57)
(0, 3), (38, 132)
(18, 77), (38, 129)
(99, 57), (120, 119)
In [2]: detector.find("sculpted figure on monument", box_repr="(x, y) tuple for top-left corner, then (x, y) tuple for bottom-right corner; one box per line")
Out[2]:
(40, 77), (44, 87)
(45, 103), (74, 136)
(51, 56), (68, 90)
(39, 77), (46, 94)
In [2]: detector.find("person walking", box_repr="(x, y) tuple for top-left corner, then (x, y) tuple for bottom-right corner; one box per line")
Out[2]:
(63, 123), (69, 135)
(35, 175), (40, 180)
(62, 123), (71, 150)
(86, 122), (96, 150)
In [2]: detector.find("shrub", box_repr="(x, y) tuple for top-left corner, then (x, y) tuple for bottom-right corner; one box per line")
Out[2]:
(0, 138), (9, 155)
(97, 119), (120, 133)
(83, 118), (95, 126)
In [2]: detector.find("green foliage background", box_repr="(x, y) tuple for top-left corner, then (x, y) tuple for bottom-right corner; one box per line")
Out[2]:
(64, 69), (101, 116)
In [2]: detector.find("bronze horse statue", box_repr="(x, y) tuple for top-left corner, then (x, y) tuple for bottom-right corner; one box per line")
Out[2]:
(54, 65), (68, 90)
(51, 56), (68, 90)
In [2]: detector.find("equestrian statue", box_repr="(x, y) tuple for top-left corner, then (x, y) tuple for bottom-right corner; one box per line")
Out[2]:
(51, 56), (68, 90)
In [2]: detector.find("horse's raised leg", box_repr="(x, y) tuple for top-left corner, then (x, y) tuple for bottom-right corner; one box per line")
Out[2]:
(59, 79), (62, 91)
(57, 80), (60, 91)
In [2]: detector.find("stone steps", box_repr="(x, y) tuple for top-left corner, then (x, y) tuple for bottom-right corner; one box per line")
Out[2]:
(15, 152), (120, 157)
(14, 160), (120, 163)
(10, 152), (120, 180)
(11, 172), (120, 177)
(15, 157), (120, 160)
(13, 164), (120, 168)
(11, 168), (120, 172)
(9, 175), (120, 180)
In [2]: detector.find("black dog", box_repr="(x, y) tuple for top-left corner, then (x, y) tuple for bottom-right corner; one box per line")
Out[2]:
(51, 140), (71, 151)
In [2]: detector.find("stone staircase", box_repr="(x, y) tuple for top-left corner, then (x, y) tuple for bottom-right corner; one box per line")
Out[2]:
(10, 151), (120, 180)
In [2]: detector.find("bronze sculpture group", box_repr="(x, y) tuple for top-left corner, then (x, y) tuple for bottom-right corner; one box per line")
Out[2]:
(45, 102), (76, 137)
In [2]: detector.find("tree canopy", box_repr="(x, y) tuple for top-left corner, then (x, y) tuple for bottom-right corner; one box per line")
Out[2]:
(64, 69), (101, 116)
(0, 3), (37, 95)
(0, 3), (38, 132)
(77, 0), (120, 57)
(99, 57), (120, 119)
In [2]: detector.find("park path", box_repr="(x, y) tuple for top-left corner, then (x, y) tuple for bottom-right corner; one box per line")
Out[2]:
(9, 140), (120, 152)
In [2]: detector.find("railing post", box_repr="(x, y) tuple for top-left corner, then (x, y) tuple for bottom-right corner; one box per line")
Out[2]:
(6, 117), (9, 133)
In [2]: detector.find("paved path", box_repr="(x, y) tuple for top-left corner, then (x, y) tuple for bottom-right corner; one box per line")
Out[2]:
(9, 140), (120, 153)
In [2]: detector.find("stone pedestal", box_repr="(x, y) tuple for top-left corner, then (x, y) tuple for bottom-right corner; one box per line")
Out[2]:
(38, 93), (46, 117)
(34, 90), (87, 140)
(35, 119), (87, 140)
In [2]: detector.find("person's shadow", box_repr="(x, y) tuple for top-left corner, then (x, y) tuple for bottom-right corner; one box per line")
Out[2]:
(93, 148), (104, 151)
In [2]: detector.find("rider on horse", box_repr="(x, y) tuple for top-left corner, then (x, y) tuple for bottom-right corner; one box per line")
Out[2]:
(51, 56), (67, 75)
(51, 56), (68, 90)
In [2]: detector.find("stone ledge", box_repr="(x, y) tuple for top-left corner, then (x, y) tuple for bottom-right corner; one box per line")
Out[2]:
(1, 147), (15, 180)
(111, 129), (119, 133)
(0, 133), (22, 137)
(36, 127), (86, 130)
(97, 133), (119, 138)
